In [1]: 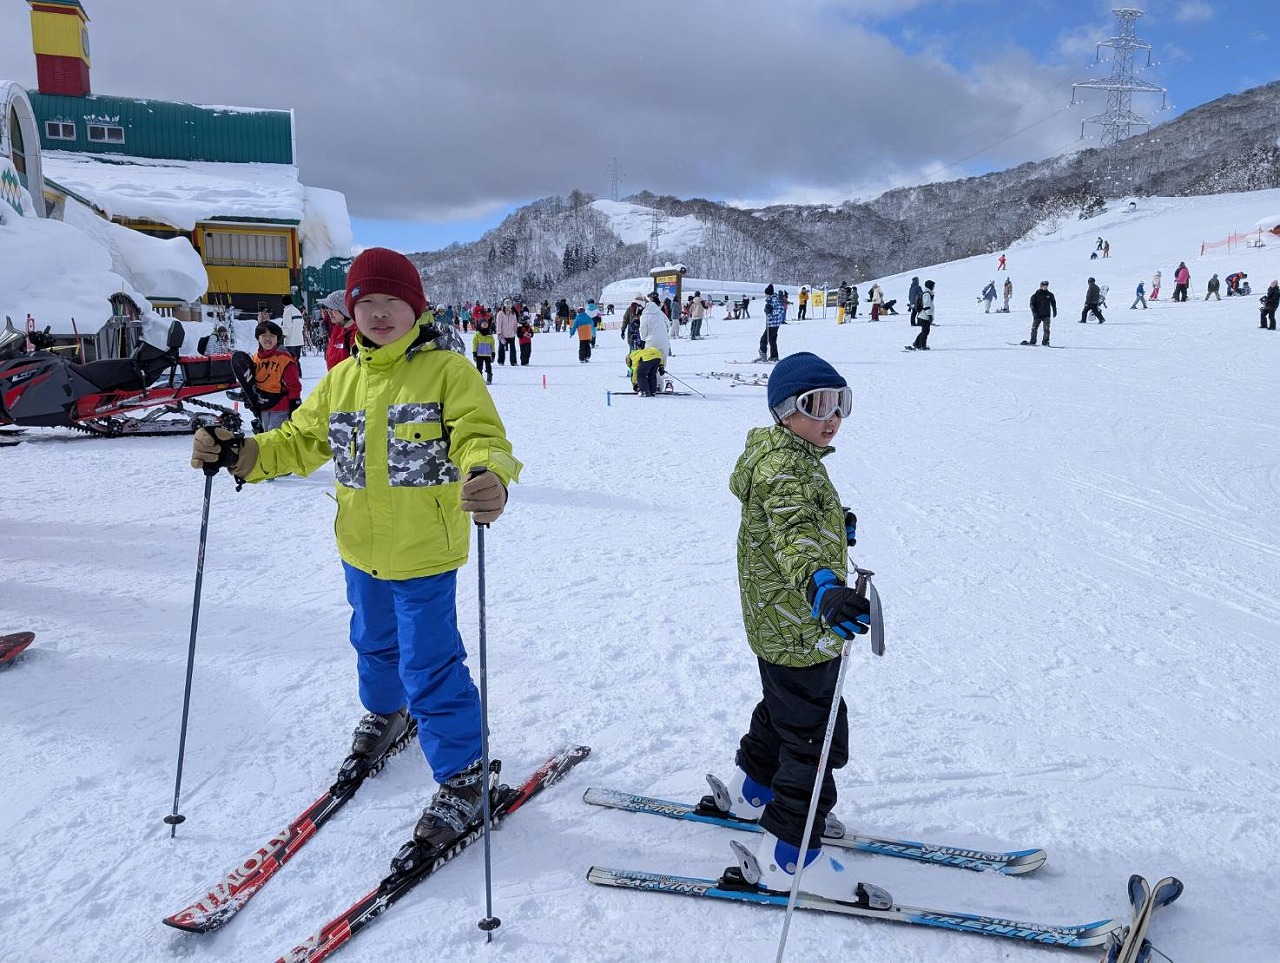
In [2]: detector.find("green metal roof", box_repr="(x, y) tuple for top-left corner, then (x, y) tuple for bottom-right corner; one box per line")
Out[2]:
(29, 93), (293, 164)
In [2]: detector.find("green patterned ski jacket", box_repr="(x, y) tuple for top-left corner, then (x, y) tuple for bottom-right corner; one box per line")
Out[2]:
(730, 424), (848, 668)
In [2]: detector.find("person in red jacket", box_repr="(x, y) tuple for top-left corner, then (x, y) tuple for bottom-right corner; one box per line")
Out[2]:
(251, 320), (302, 431)
(319, 290), (356, 370)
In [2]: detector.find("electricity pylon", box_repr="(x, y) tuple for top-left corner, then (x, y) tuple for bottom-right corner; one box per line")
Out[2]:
(1071, 7), (1167, 148)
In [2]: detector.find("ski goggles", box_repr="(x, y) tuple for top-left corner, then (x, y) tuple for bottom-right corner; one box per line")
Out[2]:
(779, 385), (853, 421)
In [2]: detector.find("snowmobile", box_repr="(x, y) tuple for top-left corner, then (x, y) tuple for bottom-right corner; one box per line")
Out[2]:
(0, 316), (242, 437)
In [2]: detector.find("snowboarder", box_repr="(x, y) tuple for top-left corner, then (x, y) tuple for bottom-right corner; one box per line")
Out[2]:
(1204, 274), (1221, 301)
(707, 350), (869, 900)
(1079, 277), (1105, 324)
(1102, 240), (1110, 259)
(997, 253), (1007, 271)
(1026, 280), (1057, 346)
(907, 280), (935, 350)
(907, 277), (922, 325)
(1001, 277), (1013, 313)
(1261, 280), (1279, 330)
(187, 247), (521, 856)
(1131, 281), (1148, 310)
(980, 281), (997, 313)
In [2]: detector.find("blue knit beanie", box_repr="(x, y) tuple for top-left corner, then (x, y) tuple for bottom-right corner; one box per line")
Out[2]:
(767, 352), (847, 415)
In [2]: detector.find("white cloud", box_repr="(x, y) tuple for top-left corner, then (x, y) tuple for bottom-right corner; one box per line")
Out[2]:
(1175, 2), (1214, 22)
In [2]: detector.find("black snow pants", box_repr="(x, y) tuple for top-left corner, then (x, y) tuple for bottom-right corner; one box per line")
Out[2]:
(736, 656), (848, 849)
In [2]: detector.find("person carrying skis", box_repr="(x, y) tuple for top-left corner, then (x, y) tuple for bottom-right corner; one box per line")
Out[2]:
(1026, 280), (1056, 345)
(1079, 277), (1106, 324)
(705, 351), (869, 899)
(188, 248), (521, 854)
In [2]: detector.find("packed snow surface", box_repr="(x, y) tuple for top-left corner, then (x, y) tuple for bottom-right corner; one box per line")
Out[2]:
(3, 190), (1280, 962)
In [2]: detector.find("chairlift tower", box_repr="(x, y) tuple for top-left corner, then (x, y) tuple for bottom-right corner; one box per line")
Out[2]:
(1071, 8), (1167, 148)
(605, 157), (623, 202)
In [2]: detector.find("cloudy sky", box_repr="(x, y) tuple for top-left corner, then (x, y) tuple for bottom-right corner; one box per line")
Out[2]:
(1, 0), (1272, 251)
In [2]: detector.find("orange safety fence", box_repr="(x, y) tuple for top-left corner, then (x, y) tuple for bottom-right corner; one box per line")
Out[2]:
(1201, 227), (1277, 255)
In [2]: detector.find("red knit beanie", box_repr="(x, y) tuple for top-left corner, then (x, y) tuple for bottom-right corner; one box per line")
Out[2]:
(345, 247), (427, 318)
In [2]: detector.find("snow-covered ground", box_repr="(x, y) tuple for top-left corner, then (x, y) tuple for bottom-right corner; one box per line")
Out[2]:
(3, 191), (1280, 962)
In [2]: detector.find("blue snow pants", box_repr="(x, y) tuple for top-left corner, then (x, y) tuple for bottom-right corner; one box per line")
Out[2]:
(343, 563), (481, 782)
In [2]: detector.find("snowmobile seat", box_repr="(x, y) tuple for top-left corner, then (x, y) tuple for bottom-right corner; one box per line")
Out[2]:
(72, 320), (184, 393)
(179, 354), (235, 387)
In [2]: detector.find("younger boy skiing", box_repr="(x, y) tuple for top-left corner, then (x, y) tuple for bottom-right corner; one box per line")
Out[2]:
(189, 247), (521, 853)
(703, 352), (871, 898)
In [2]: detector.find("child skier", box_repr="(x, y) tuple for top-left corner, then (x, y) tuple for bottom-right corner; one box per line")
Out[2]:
(571, 305), (595, 362)
(188, 247), (522, 854)
(472, 316), (496, 383)
(627, 344), (664, 396)
(250, 320), (302, 431)
(703, 352), (870, 898)
(516, 315), (535, 366)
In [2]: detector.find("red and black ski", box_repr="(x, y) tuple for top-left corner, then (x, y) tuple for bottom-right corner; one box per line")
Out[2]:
(0, 631), (34, 668)
(275, 744), (591, 963)
(163, 722), (419, 933)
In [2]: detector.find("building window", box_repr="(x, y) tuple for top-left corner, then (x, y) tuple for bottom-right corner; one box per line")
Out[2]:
(45, 121), (76, 140)
(203, 231), (290, 269)
(87, 124), (125, 144)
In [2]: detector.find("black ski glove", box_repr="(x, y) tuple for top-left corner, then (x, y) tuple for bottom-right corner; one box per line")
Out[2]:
(807, 569), (870, 639)
(843, 509), (857, 547)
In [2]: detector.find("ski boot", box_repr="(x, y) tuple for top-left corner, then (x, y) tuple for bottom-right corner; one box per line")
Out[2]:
(730, 831), (883, 903)
(701, 770), (845, 838)
(412, 759), (491, 851)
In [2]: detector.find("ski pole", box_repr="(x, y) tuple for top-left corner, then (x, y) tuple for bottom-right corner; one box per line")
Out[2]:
(665, 372), (706, 398)
(774, 570), (874, 963)
(164, 465), (216, 837)
(474, 514), (500, 940)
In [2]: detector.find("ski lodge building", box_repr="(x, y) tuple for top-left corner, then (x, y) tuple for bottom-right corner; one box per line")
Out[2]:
(8, 0), (350, 317)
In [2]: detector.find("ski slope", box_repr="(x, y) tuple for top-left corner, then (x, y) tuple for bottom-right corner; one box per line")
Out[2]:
(2, 190), (1279, 962)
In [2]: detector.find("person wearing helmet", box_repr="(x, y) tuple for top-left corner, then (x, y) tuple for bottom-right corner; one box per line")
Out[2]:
(319, 290), (356, 370)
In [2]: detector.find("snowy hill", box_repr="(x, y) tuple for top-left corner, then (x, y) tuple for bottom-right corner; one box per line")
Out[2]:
(3, 189), (1280, 962)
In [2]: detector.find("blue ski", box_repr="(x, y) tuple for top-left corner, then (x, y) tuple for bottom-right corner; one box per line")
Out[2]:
(583, 787), (1046, 875)
(587, 866), (1118, 948)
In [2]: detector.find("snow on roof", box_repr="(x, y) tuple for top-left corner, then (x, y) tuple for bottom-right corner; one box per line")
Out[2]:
(40, 151), (304, 229)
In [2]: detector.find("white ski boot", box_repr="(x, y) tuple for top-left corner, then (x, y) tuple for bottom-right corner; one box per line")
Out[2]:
(704, 769), (845, 838)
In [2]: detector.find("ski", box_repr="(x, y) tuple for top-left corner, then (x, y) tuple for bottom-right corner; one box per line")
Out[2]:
(587, 866), (1118, 948)
(1102, 874), (1183, 963)
(274, 744), (591, 963)
(0, 631), (34, 668)
(583, 787), (1046, 875)
(163, 721), (420, 933)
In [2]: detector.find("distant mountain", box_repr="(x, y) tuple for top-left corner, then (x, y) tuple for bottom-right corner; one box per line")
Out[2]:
(410, 81), (1280, 305)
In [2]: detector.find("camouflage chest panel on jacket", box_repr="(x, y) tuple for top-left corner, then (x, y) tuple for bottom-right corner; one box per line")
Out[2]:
(729, 425), (847, 668)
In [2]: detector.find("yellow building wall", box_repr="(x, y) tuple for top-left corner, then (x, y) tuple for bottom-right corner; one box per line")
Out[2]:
(205, 265), (293, 298)
(30, 7), (90, 63)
